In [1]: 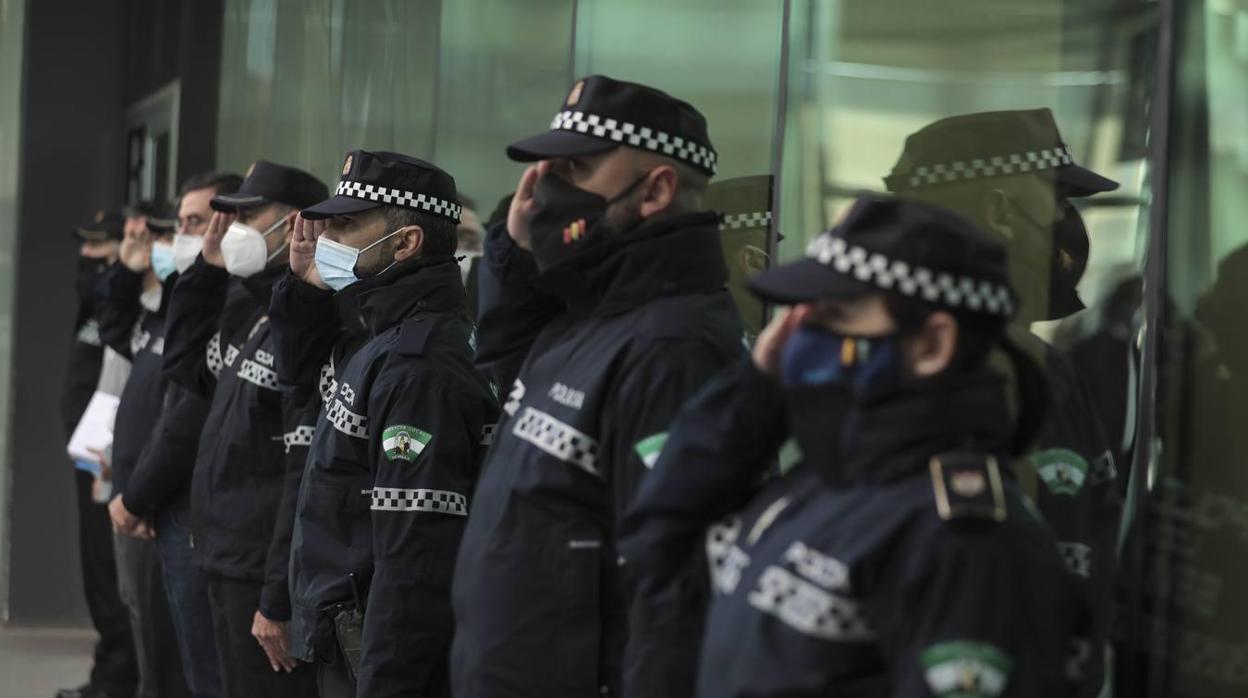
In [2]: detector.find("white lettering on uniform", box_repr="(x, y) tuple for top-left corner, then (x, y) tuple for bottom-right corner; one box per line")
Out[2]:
(548, 382), (585, 410)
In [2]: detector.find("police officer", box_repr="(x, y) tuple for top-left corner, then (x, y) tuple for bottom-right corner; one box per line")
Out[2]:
(58, 209), (139, 698)
(162, 161), (328, 696)
(673, 194), (1080, 697)
(450, 75), (745, 698)
(96, 200), (190, 698)
(268, 150), (496, 697)
(107, 174), (243, 698)
(883, 110), (1122, 694)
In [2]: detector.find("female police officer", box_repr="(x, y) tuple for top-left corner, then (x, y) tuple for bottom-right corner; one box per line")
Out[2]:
(623, 193), (1085, 697)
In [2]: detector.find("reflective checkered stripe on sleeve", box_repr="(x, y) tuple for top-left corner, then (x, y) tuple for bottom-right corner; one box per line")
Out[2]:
(283, 425), (315, 453)
(805, 234), (1015, 316)
(206, 333), (224, 376)
(77, 319), (102, 348)
(335, 181), (461, 222)
(318, 359), (336, 406)
(549, 110), (718, 174)
(885, 145), (1074, 190)
(367, 487), (468, 516)
(1057, 541), (1092, 578)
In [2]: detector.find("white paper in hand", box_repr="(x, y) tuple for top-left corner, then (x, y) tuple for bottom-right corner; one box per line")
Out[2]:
(67, 391), (120, 464)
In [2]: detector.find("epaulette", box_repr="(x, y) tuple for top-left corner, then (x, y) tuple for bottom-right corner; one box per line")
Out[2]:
(929, 452), (1007, 522)
(397, 315), (439, 356)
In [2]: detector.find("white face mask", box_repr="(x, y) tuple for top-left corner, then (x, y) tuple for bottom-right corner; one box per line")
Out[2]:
(221, 218), (287, 278)
(458, 250), (481, 284)
(314, 229), (402, 292)
(172, 233), (204, 273)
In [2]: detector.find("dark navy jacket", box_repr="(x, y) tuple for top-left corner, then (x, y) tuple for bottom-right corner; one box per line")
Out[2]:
(163, 258), (320, 620)
(271, 258), (496, 698)
(450, 212), (745, 698)
(626, 360), (1083, 697)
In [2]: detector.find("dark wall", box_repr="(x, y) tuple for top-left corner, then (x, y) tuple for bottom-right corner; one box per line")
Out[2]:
(9, 0), (126, 623)
(124, 0), (224, 187)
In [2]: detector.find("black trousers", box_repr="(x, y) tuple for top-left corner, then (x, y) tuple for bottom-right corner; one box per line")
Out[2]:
(114, 531), (190, 698)
(315, 652), (355, 698)
(73, 470), (139, 694)
(207, 574), (317, 698)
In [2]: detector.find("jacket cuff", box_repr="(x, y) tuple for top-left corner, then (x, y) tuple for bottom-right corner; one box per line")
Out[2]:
(258, 582), (292, 622)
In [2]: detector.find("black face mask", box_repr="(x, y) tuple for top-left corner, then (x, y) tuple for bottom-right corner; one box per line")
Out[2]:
(528, 171), (648, 272)
(1046, 202), (1089, 320)
(76, 256), (109, 306)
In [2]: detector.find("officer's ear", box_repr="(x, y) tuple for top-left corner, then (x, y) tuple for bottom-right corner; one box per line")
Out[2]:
(983, 189), (1016, 242)
(638, 164), (680, 219)
(906, 310), (959, 378)
(392, 225), (425, 263)
(282, 209), (300, 243)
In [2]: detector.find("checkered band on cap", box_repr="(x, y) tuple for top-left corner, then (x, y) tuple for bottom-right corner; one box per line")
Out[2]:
(550, 110), (718, 174)
(805, 234), (1015, 317)
(886, 145), (1074, 190)
(335, 181), (462, 222)
(722, 211), (772, 231)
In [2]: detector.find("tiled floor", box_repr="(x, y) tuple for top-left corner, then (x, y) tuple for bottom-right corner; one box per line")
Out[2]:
(0, 626), (94, 698)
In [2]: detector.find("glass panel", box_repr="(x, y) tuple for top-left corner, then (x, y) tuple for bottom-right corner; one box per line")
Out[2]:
(780, 2), (1158, 694)
(0, 0), (22, 620)
(1141, 2), (1248, 696)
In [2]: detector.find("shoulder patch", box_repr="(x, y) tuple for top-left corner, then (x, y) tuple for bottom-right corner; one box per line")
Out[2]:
(397, 316), (438, 356)
(921, 640), (1012, 697)
(633, 432), (669, 469)
(381, 424), (432, 462)
(929, 453), (1006, 522)
(1029, 448), (1089, 496)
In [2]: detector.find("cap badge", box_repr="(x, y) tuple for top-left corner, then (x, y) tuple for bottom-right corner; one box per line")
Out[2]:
(566, 80), (585, 107)
(245, 162), (256, 178)
(342, 154), (353, 176)
(562, 218), (587, 245)
(94, 210), (105, 223)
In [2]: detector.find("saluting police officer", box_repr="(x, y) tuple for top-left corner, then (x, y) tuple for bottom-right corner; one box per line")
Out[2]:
(676, 194), (1081, 697)
(450, 75), (745, 698)
(268, 151), (497, 698)
(162, 161), (328, 697)
(883, 110), (1122, 695)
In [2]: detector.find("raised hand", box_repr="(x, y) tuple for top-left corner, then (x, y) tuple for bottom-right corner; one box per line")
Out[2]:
(752, 307), (804, 376)
(506, 161), (550, 252)
(201, 210), (236, 269)
(119, 221), (153, 272)
(290, 214), (328, 289)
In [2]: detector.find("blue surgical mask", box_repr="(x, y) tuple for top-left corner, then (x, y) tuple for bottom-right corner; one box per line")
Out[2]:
(314, 229), (402, 292)
(780, 325), (902, 391)
(151, 242), (176, 281)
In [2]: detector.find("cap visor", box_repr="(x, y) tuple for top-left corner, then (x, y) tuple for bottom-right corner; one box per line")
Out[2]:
(210, 193), (269, 212)
(1057, 164), (1119, 196)
(506, 130), (619, 162)
(146, 219), (178, 233)
(299, 195), (382, 220)
(748, 258), (874, 305)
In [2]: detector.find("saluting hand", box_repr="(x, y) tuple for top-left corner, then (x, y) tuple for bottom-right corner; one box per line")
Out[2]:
(201, 211), (236, 269)
(290, 215), (328, 290)
(119, 222), (153, 272)
(507, 160), (550, 252)
(752, 307), (804, 376)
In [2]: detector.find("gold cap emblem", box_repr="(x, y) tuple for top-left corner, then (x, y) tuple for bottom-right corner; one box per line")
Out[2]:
(94, 210), (105, 223)
(950, 470), (987, 497)
(566, 80), (585, 107)
(342, 154), (354, 176)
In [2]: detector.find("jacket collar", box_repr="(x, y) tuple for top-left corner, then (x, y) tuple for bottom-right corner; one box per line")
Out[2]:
(350, 256), (466, 334)
(239, 264), (288, 310)
(533, 211), (728, 317)
(827, 370), (1015, 486)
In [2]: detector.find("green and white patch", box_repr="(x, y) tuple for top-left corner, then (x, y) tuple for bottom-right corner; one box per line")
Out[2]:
(921, 640), (1012, 698)
(1030, 448), (1089, 496)
(634, 432), (669, 469)
(382, 424), (432, 462)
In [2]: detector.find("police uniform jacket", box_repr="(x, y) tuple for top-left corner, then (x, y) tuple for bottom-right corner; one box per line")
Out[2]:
(97, 264), (170, 494)
(163, 258), (320, 620)
(270, 257), (496, 697)
(450, 211), (745, 698)
(673, 361), (1082, 697)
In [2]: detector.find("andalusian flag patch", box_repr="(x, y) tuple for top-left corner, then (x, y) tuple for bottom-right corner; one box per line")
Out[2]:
(920, 640), (1012, 697)
(382, 425), (432, 462)
(634, 432), (669, 469)
(1031, 448), (1089, 496)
